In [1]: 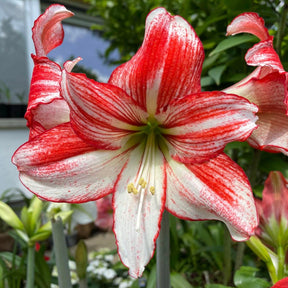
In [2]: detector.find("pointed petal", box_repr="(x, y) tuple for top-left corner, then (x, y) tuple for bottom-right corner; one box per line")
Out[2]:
(226, 12), (270, 41)
(12, 123), (129, 202)
(32, 4), (73, 57)
(109, 8), (204, 114)
(26, 56), (69, 138)
(61, 64), (148, 150)
(165, 153), (258, 241)
(157, 91), (258, 163)
(224, 71), (288, 154)
(113, 144), (166, 278)
(245, 40), (284, 71)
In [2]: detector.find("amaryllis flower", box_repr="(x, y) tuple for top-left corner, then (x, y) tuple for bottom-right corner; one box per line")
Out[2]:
(255, 171), (288, 248)
(95, 195), (113, 231)
(223, 13), (288, 155)
(13, 5), (259, 277)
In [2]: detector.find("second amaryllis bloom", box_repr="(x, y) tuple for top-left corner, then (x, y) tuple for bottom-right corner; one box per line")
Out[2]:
(13, 5), (258, 277)
(224, 12), (288, 155)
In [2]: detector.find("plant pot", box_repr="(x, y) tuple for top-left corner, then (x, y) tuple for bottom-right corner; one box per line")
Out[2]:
(0, 103), (9, 118)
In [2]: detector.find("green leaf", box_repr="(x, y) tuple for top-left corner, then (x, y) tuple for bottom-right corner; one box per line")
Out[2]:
(28, 196), (43, 234)
(146, 264), (156, 288)
(209, 34), (258, 56)
(201, 76), (215, 87)
(208, 65), (226, 86)
(0, 201), (24, 231)
(29, 230), (52, 244)
(171, 272), (193, 288)
(234, 266), (271, 288)
(206, 284), (232, 288)
(259, 152), (288, 178)
(34, 249), (52, 288)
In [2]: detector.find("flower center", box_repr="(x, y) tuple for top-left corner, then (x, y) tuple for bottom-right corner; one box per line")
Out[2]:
(127, 118), (159, 231)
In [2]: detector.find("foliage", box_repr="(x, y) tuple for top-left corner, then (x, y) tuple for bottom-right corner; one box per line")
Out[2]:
(86, 0), (288, 90)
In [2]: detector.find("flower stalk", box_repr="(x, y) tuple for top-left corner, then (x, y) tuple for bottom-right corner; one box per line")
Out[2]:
(26, 245), (35, 288)
(156, 210), (170, 288)
(52, 217), (72, 288)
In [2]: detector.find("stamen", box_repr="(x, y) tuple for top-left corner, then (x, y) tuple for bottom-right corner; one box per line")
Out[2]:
(127, 132), (157, 232)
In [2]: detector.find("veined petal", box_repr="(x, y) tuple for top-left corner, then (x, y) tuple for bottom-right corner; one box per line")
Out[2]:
(224, 71), (288, 153)
(165, 153), (258, 241)
(247, 113), (288, 155)
(226, 12), (270, 41)
(224, 71), (287, 113)
(113, 144), (166, 278)
(12, 123), (130, 202)
(61, 63), (148, 150)
(26, 56), (69, 138)
(157, 91), (258, 163)
(32, 4), (73, 57)
(109, 7), (204, 114)
(245, 40), (284, 71)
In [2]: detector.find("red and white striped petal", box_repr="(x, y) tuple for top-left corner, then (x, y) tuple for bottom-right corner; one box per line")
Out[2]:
(224, 71), (288, 153)
(32, 4), (73, 57)
(165, 153), (258, 241)
(61, 65), (148, 150)
(12, 123), (130, 202)
(156, 91), (258, 164)
(224, 71), (287, 113)
(26, 56), (69, 138)
(247, 113), (288, 155)
(109, 7), (204, 114)
(113, 144), (166, 278)
(245, 40), (284, 71)
(226, 12), (270, 41)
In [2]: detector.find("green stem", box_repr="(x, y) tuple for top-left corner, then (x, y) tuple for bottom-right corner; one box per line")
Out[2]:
(275, 3), (288, 56)
(52, 217), (72, 288)
(223, 228), (232, 285)
(277, 245), (285, 281)
(26, 245), (35, 288)
(156, 210), (170, 288)
(247, 236), (278, 284)
(234, 242), (245, 274)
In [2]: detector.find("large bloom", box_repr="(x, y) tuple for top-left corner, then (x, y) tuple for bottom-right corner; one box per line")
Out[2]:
(223, 12), (288, 155)
(13, 5), (259, 277)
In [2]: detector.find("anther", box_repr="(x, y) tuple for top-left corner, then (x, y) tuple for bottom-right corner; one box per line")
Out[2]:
(150, 186), (155, 195)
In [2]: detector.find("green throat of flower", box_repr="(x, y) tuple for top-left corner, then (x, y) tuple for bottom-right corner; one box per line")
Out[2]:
(126, 117), (165, 231)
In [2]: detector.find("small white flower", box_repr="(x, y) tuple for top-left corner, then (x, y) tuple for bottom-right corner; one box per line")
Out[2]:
(104, 254), (114, 263)
(103, 268), (117, 280)
(119, 280), (133, 288)
(113, 277), (123, 285)
(68, 260), (76, 270)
